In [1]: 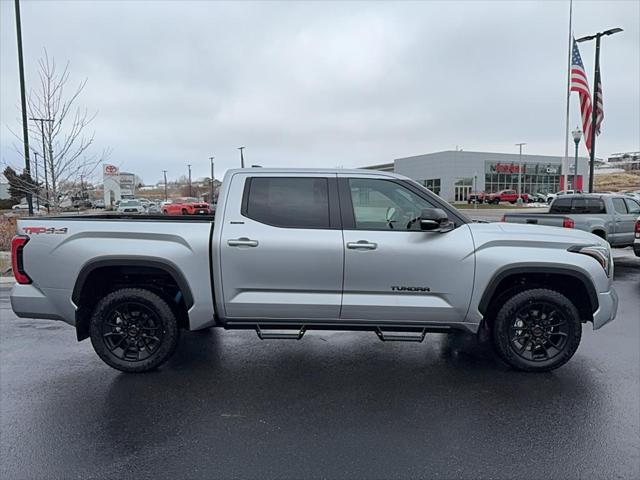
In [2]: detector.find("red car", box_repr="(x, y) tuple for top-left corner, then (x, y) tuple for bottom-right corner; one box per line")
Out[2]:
(162, 198), (211, 215)
(487, 189), (528, 204)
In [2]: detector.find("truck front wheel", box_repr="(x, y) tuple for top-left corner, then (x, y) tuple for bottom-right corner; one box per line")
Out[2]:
(89, 288), (179, 373)
(492, 288), (581, 372)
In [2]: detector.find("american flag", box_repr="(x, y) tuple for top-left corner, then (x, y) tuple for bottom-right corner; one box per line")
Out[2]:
(570, 38), (603, 154)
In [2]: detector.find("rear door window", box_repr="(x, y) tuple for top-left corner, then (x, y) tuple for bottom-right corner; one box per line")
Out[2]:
(571, 198), (606, 214)
(243, 177), (330, 228)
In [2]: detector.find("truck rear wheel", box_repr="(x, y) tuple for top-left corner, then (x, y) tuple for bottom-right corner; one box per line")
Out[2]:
(492, 288), (581, 372)
(89, 288), (179, 373)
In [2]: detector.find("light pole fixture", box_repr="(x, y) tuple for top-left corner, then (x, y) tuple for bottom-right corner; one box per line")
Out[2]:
(571, 128), (582, 191)
(209, 156), (215, 205)
(187, 164), (192, 197)
(162, 170), (168, 202)
(14, 0), (33, 215)
(576, 27), (623, 193)
(515, 143), (526, 205)
(238, 146), (245, 168)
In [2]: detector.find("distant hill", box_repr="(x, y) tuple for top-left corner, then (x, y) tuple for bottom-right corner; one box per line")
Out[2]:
(594, 171), (640, 192)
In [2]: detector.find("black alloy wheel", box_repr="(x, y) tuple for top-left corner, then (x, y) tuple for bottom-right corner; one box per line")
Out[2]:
(492, 288), (582, 372)
(101, 302), (164, 362)
(508, 302), (569, 363)
(90, 288), (179, 372)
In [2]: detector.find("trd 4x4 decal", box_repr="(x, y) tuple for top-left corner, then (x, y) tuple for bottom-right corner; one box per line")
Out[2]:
(23, 226), (68, 235)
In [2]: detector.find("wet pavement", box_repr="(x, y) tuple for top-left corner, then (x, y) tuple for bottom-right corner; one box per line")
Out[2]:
(1, 250), (638, 479)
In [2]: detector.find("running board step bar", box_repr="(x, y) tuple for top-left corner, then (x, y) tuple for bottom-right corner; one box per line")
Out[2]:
(375, 327), (427, 343)
(256, 325), (306, 340)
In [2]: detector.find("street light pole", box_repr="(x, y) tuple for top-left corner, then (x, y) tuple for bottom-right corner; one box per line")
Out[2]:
(515, 143), (526, 205)
(576, 27), (623, 193)
(30, 117), (53, 213)
(238, 146), (245, 168)
(187, 164), (192, 197)
(162, 170), (168, 202)
(209, 156), (215, 204)
(572, 128), (582, 190)
(14, 0), (33, 215)
(33, 151), (39, 210)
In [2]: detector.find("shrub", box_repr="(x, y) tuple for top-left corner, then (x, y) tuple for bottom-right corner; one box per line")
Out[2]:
(0, 215), (17, 251)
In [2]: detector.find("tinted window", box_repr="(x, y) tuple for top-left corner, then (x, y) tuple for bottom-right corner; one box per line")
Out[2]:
(349, 178), (435, 230)
(245, 177), (330, 228)
(624, 198), (640, 215)
(572, 198), (606, 214)
(612, 198), (628, 214)
(550, 198), (572, 214)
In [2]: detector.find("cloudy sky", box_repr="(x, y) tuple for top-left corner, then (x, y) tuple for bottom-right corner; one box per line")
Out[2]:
(1, 0), (638, 184)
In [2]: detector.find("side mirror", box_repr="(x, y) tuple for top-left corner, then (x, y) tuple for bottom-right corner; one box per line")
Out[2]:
(420, 208), (451, 232)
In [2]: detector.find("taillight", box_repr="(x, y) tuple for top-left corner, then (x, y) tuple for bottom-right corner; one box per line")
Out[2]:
(10, 235), (32, 284)
(563, 218), (575, 229)
(635, 220), (640, 239)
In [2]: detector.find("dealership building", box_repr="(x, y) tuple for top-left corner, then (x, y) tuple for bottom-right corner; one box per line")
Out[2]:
(363, 150), (591, 202)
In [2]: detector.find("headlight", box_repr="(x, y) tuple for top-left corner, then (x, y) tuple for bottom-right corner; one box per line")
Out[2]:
(569, 245), (612, 277)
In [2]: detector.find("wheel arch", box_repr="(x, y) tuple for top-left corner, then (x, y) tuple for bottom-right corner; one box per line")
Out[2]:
(478, 266), (598, 328)
(73, 257), (194, 341)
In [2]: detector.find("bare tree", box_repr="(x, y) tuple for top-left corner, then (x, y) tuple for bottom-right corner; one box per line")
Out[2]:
(6, 51), (109, 210)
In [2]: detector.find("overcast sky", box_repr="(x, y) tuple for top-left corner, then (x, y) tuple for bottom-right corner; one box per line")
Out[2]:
(1, 0), (639, 184)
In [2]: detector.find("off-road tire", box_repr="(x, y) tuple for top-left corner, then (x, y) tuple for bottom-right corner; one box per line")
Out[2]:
(90, 288), (179, 373)
(492, 288), (582, 372)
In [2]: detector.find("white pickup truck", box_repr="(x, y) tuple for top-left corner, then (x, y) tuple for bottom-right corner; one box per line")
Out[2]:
(10, 169), (618, 373)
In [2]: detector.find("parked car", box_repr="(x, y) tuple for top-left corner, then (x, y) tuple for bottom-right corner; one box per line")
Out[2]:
(10, 168), (617, 374)
(529, 192), (549, 203)
(547, 189), (582, 204)
(502, 194), (640, 248)
(634, 216), (640, 257)
(467, 191), (487, 204)
(93, 200), (105, 209)
(487, 189), (528, 204)
(116, 199), (145, 214)
(162, 197), (211, 215)
(11, 203), (47, 212)
(147, 202), (161, 214)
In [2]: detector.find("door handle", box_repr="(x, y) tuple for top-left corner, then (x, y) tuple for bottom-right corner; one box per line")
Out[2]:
(347, 240), (377, 250)
(228, 238), (259, 247)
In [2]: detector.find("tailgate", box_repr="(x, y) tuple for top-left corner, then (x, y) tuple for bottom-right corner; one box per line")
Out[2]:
(502, 214), (567, 227)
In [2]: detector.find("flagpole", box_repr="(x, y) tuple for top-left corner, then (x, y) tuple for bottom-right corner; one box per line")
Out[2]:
(562, 0), (573, 192)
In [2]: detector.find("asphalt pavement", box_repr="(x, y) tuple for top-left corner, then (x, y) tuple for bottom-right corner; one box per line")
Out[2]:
(1, 249), (638, 480)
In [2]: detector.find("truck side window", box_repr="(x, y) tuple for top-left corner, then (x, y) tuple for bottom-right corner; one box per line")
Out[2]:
(572, 198), (606, 214)
(550, 198), (572, 214)
(244, 177), (330, 228)
(348, 178), (435, 231)
(612, 198), (628, 215)
(624, 198), (640, 215)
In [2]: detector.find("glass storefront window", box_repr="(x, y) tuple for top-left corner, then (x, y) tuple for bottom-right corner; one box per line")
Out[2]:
(421, 178), (441, 196)
(484, 161), (562, 194)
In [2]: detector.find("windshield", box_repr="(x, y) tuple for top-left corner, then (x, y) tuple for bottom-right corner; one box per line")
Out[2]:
(120, 200), (141, 207)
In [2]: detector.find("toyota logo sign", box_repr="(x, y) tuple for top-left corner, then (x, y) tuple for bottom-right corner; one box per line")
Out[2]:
(103, 164), (119, 176)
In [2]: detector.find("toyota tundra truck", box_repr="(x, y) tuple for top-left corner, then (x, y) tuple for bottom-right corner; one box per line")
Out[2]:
(10, 169), (618, 373)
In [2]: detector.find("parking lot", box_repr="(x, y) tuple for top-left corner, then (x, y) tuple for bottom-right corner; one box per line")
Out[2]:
(0, 249), (638, 479)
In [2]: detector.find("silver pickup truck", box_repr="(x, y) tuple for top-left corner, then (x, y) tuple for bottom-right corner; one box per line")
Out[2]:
(10, 169), (618, 373)
(502, 194), (640, 248)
